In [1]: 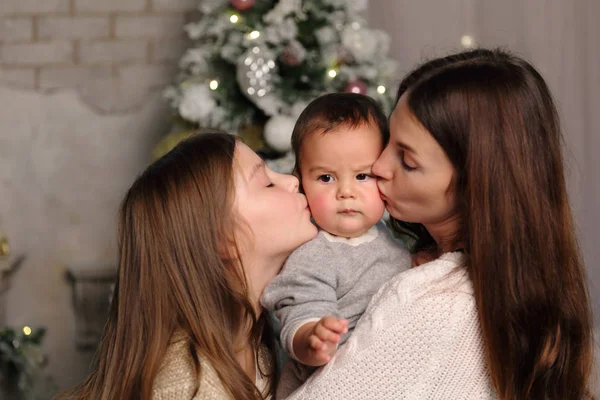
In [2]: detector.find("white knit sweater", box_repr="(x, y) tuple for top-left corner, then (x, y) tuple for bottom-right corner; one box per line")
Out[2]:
(284, 252), (498, 400)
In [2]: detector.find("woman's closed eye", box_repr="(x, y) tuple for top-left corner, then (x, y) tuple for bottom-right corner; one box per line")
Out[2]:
(399, 150), (417, 171)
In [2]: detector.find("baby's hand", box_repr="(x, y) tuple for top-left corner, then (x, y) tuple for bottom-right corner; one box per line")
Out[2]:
(295, 316), (348, 366)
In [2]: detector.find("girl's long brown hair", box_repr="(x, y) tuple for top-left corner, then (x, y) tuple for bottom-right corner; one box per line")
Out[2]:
(57, 132), (276, 400)
(392, 49), (594, 399)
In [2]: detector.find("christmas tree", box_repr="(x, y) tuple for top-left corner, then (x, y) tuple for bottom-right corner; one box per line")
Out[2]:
(161, 0), (398, 170)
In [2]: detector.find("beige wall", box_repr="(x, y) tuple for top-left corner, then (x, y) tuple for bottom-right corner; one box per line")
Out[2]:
(0, 0), (198, 393)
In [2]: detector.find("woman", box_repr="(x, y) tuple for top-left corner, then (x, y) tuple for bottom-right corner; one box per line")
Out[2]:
(286, 49), (594, 399)
(57, 133), (317, 399)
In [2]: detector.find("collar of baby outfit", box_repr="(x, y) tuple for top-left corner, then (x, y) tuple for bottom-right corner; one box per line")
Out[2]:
(321, 224), (379, 246)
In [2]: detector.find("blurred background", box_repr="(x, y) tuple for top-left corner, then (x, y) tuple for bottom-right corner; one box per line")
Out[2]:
(0, 0), (598, 398)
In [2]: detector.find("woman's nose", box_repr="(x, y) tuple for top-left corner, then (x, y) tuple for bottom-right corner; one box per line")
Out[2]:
(372, 149), (392, 181)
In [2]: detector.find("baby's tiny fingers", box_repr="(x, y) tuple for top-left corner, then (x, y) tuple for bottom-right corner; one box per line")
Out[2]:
(321, 316), (349, 333)
(315, 352), (331, 363)
(308, 335), (325, 351)
(315, 325), (341, 343)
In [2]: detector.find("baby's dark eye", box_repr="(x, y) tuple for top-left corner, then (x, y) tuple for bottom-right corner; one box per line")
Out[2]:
(356, 174), (370, 181)
(318, 175), (333, 183)
(267, 183), (275, 187)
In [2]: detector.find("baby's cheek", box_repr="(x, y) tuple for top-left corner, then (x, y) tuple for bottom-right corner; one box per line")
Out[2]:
(307, 193), (333, 224)
(364, 187), (386, 218)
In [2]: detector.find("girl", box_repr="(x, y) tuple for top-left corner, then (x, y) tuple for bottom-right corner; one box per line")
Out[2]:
(58, 132), (317, 400)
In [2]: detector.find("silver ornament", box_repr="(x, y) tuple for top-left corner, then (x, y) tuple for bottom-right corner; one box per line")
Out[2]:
(237, 46), (278, 106)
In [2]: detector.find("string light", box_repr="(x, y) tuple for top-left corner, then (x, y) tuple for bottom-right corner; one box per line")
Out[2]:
(249, 30), (260, 40)
(377, 85), (386, 94)
(23, 326), (32, 336)
(328, 69), (337, 78)
(209, 80), (219, 90)
(461, 35), (474, 48)
(230, 14), (240, 24)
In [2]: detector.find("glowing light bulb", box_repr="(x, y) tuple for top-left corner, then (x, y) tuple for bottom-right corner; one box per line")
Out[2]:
(461, 35), (474, 48)
(209, 80), (219, 90)
(377, 85), (386, 94)
(328, 69), (338, 78)
(249, 30), (260, 39)
(23, 326), (32, 336)
(230, 14), (240, 24)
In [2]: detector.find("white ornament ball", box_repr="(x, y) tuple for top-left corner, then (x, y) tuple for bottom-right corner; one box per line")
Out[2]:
(264, 115), (296, 152)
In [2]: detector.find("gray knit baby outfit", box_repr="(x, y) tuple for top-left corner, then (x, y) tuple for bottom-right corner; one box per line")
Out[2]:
(261, 221), (411, 398)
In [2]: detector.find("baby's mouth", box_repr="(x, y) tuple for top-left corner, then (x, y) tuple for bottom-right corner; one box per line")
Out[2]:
(339, 209), (359, 215)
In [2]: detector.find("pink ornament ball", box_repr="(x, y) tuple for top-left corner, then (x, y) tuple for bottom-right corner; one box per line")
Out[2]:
(344, 80), (368, 95)
(231, 0), (255, 11)
(282, 47), (300, 66)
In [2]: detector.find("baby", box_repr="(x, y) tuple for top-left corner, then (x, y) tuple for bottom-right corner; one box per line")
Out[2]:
(261, 93), (410, 397)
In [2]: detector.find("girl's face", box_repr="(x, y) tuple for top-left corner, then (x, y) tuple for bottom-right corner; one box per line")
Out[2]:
(372, 94), (458, 232)
(233, 143), (317, 296)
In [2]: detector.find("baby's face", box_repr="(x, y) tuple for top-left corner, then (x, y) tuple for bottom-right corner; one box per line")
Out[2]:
(299, 123), (385, 238)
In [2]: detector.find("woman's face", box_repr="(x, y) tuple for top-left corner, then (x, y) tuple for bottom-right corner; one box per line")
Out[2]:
(233, 142), (317, 288)
(372, 94), (458, 230)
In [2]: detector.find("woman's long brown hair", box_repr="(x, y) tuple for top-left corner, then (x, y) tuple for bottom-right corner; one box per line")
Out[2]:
(392, 49), (594, 399)
(57, 132), (276, 399)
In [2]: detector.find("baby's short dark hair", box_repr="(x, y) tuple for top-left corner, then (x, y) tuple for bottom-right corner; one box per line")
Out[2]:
(291, 92), (389, 176)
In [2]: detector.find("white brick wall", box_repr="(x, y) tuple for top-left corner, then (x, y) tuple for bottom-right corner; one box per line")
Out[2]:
(79, 40), (147, 63)
(40, 65), (113, 89)
(0, 0), (70, 15)
(152, 0), (199, 12)
(1, 42), (73, 65)
(38, 17), (111, 40)
(75, 0), (146, 13)
(0, 0), (196, 113)
(0, 18), (33, 42)
(0, 68), (35, 88)
(116, 15), (185, 38)
(119, 64), (177, 87)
